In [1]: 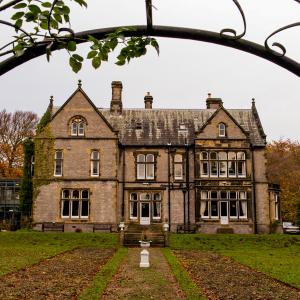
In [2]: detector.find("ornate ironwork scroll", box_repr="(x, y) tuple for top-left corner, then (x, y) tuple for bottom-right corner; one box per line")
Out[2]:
(220, 0), (246, 40)
(0, 0), (300, 77)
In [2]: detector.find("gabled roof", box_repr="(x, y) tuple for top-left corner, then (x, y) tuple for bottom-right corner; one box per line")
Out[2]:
(50, 90), (267, 146)
(101, 107), (267, 146)
(197, 106), (249, 137)
(51, 87), (116, 133)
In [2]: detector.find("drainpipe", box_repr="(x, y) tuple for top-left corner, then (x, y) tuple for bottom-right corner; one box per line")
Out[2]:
(251, 146), (257, 234)
(167, 143), (171, 231)
(193, 145), (197, 223)
(185, 141), (190, 227)
(183, 189), (186, 228)
(121, 146), (125, 220)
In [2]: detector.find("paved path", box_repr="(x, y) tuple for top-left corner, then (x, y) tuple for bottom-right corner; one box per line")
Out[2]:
(102, 248), (185, 300)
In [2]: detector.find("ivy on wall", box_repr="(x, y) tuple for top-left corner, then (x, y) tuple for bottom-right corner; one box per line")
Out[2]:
(19, 138), (34, 216)
(19, 106), (55, 222)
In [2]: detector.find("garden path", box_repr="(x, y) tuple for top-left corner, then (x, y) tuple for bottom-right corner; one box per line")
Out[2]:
(102, 247), (185, 300)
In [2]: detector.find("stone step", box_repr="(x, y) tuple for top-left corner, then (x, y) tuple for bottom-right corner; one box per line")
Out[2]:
(217, 227), (234, 234)
(124, 232), (165, 247)
(126, 223), (163, 233)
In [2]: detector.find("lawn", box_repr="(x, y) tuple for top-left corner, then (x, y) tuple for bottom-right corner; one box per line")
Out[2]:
(1, 231), (300, 291)
(170, 234), (300, 288)
(0, 230), (119, 276)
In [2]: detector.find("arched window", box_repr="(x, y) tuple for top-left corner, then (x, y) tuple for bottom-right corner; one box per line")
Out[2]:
(136, 153), (155, 180)
(218, 123), (226, 137)
(70, 116), (86, 136)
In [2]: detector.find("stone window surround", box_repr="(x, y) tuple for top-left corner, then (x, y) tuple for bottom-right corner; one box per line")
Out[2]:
(90, 149), (100, 177)
(69, 115), (88, 137)
(129, 191), (162, 221)
(172, 152), (185, 181)
(133, 151), (159, 182)
(200, 190), (248, 220)
(60, 188), (90, 219)
(54, 150), (63, 177)
(218, 122), (226, 137)
(198, 150), (246, 178)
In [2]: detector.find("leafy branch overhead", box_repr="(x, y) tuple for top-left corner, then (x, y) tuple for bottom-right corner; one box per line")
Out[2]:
(0, 0), (159, 73)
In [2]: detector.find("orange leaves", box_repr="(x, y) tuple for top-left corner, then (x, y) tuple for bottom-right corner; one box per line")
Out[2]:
(267, 139), (300, 222)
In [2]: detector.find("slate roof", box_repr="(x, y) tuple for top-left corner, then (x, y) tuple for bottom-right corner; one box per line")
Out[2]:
(100, 108), (267, 146)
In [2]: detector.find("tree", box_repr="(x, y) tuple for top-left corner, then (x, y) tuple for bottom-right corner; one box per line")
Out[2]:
(0, 109), (38, 177)
(0, 0), (159, 74)
(266, 139), (300, 222)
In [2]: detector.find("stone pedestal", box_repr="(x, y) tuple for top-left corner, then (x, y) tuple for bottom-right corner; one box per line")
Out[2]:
(140, 249), (150, 268)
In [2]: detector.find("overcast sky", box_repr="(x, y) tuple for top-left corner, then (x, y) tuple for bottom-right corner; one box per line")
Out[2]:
(1, 0), (300, 142)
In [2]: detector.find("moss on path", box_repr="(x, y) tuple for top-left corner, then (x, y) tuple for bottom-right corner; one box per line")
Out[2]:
(102, 248), (186, 300)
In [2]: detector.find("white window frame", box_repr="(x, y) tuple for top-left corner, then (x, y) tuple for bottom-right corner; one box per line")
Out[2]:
(91, 150), (100, 177)
(54, 150), (63, 177)
(129, 193), (138, 219)
(61, 189), (89, 219)
(218, 123), (226, 137)
(70, 117), (86, 136)
(174, 154), (183, 180)
(152, 193), (161, 220)
(136, 153), (155, 180)
(199, 190), (248, 220)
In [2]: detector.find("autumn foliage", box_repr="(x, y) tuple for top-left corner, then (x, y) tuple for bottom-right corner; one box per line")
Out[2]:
(266, 139), (300, 222)
(0, 110), (38, 178)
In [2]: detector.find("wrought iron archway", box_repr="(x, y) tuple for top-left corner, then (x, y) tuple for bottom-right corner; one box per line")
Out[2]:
(1, 0), (300, 76)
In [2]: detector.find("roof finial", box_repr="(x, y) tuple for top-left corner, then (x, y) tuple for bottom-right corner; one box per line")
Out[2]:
(48, 95), (54, 112)
(78, 79), (82, 88)
(252, 98), (256, 108)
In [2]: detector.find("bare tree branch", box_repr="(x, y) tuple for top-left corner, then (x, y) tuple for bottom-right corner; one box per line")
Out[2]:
(0, 0), (22, 12)
(0, 20), (35, 44)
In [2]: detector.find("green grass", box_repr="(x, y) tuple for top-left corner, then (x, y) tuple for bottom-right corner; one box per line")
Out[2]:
(162, 248), (206, 300)
(78, 247), (128, 300)
(0, 231), (119, 276)
(170, 234), (300, 288)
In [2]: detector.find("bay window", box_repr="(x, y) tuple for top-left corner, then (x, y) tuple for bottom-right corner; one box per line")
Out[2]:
(198, 151), (246, 178)
(200, 190), (248, 220)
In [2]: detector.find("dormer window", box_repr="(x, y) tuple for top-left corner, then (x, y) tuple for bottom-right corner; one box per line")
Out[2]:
(70, 116), (86, 136)
(218, 123), (226, 137)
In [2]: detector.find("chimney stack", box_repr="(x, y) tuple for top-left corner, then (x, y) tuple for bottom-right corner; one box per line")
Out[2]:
(144, 92), (153, 109)
(110, 81), (123, 114)
(206, 93), (223, 109)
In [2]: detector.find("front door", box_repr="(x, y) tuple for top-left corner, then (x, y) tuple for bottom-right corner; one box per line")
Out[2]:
(140, 202), (150, 225)
(220, 201), (229, 225)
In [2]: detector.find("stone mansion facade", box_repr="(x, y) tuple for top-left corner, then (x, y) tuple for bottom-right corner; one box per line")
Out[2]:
(33, 81), (281, 233)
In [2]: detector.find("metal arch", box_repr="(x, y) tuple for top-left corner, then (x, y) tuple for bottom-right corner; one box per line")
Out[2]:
(1, 25), (300, 77)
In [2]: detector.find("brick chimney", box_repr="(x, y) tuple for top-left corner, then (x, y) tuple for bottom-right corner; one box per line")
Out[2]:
(110, 81), (123, 114)
(206, 93), (223, 109)
(144, 92), (153, 109)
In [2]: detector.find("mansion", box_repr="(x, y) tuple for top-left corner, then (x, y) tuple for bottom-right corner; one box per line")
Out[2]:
(33, 81), (281, 234)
